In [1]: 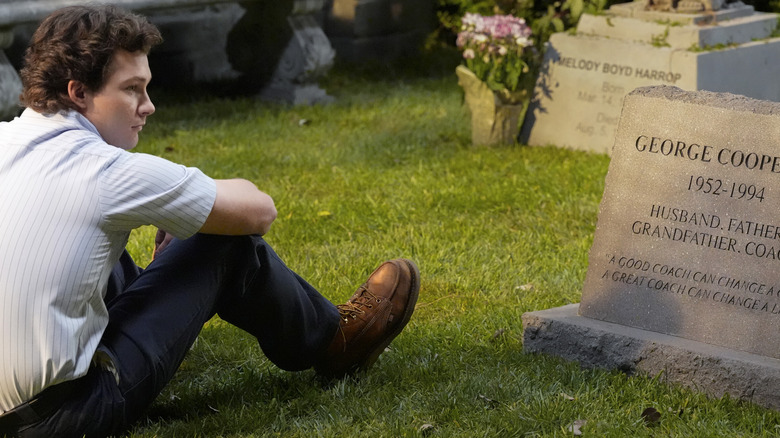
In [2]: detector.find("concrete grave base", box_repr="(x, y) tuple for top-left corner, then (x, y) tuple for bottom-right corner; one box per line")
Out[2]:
(522, 304), (780, 410)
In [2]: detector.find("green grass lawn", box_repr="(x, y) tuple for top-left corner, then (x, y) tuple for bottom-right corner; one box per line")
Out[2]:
(123, 58), (780, 437)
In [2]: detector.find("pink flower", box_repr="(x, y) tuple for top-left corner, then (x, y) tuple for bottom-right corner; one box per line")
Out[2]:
(491, 21), (512, 39)
(456, 31), (468, 48)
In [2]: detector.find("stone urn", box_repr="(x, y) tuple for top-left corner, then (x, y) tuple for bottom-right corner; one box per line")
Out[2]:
(456, 65), (526, 146)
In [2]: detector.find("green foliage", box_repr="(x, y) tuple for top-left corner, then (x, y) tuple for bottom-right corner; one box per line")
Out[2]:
(484, 51), (534, 93)
(771, 16), (780, 38)
(524, 0), (613, 52)
(688, 41), (739, 52)
(650, 27), (671, 47)
(436, 0), (500, 33)
(118, 64), (780, 437)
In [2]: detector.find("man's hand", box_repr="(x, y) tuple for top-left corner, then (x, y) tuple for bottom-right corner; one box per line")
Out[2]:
(153, 179), (275, 259)
(153, 228), (175, 259)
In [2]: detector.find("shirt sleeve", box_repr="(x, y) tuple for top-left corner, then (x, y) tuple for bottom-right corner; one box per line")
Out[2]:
(97, 151), (217, 239)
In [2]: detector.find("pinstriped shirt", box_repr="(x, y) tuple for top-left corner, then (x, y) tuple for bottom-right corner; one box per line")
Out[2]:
(0, 109), (217, 412)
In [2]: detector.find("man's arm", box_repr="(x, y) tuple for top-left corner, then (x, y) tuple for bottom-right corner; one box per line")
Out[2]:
(199, 178), (277, 236)
(153, 178), (276, 257)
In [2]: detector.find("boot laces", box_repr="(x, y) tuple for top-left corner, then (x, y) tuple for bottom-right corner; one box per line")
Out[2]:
(336, 286), (382, 322)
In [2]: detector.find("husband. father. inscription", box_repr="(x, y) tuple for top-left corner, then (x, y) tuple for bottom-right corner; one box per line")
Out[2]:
(580, 86), (780, 359)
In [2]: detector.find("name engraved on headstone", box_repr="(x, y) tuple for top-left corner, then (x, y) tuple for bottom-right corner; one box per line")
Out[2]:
(580, 86), (780, 359)
(555, 56), (683, 84)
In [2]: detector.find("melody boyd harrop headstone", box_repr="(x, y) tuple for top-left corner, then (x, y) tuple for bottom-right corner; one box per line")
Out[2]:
(523, 85), (780, 409)
(519, 0), (780, 154)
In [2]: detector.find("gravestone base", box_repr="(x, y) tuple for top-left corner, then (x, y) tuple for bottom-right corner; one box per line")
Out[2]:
(520, 1), (780, 154)
(523, 304), (780, 410)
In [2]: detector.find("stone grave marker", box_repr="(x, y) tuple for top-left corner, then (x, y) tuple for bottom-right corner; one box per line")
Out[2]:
(519, 0), (780, 154)
(522, 85), (780, 409)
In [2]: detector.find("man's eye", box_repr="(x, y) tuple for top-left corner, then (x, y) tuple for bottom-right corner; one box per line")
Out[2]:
(126, 85), (137, 92)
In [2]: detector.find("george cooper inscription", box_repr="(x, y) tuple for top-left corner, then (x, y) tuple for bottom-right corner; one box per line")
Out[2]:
(579, 86), (780, 360)
(632, 134), (780, 172)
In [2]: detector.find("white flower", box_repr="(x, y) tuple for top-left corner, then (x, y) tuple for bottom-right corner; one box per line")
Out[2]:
(474, 34), (489, 43)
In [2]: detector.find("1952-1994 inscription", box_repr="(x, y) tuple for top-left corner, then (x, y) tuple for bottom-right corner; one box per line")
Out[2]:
(687, 175), (765, 202)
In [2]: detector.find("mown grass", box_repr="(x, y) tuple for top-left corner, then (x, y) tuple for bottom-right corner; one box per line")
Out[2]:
(123, 56), (780, 437)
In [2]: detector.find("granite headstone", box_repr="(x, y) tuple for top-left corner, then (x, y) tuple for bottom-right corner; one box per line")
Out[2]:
(519, 0), (780, 154)
(523, 85), (780, 409)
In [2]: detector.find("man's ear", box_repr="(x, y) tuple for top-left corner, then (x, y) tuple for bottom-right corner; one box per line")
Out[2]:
(67, 80), (88, 112)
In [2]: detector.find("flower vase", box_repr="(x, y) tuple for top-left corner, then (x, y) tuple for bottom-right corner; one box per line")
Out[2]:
(456, 65), (525, 146)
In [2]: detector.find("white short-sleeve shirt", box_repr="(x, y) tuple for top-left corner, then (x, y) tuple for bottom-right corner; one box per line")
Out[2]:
(0, 109), (217, 412)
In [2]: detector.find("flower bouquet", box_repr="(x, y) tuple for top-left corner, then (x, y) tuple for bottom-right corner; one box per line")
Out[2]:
(455, 13), (535, 145)
(457, 13), (535, 103)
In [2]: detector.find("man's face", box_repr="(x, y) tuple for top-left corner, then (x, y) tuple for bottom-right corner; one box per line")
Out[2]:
(82, 49), (155, 150)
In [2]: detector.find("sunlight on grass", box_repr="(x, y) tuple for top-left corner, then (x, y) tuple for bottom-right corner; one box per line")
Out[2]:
(123, 66), (780, 437)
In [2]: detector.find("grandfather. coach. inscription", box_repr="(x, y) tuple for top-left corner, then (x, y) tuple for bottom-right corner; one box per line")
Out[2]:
(580, 86), (780, 359)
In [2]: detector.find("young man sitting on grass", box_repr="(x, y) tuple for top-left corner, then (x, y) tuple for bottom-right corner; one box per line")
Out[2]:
(0, 5), (419, 437)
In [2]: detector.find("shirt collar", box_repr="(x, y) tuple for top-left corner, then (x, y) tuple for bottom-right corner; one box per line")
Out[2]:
(20, 108), (102, 139)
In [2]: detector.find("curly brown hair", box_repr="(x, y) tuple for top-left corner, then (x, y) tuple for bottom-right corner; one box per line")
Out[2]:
(19, 5), (163, 114)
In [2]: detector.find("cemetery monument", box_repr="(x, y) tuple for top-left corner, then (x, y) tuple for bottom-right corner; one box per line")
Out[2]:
(520, 0), (780, 154)
(523, 85), (780, 410)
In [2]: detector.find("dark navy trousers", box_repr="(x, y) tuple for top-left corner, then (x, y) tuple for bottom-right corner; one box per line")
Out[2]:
(15, 234), (340, 438)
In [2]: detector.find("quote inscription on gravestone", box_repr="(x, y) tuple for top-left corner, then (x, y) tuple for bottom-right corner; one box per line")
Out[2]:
(580, 86), (780, 359)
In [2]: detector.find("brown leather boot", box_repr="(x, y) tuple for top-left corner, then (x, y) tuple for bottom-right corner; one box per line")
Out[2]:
(315, 259), (420, 378)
